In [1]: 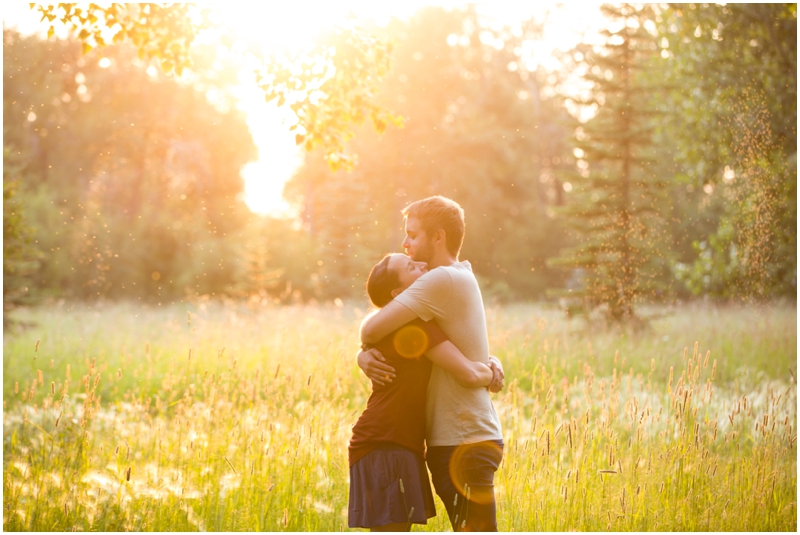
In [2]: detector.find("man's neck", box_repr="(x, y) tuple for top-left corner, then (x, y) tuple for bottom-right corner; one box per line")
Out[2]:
(428, 252), (459, 269)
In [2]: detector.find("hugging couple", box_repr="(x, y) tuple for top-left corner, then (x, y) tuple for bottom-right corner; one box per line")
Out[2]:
(349, 196), (505, 531)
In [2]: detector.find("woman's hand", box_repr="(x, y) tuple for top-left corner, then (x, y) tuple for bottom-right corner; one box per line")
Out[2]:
(357, 348), (396, 387)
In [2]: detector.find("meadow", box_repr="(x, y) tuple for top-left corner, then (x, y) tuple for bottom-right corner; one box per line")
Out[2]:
(2, 300), (797, 531)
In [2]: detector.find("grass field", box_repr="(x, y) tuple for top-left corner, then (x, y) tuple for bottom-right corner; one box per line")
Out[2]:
(3, 300), (797, 531)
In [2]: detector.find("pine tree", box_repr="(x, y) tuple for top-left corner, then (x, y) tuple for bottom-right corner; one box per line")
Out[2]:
(551, 4), (669, 324)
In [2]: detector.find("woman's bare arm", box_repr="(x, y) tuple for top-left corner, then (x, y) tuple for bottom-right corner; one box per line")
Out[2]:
(422, 341), (493, 388)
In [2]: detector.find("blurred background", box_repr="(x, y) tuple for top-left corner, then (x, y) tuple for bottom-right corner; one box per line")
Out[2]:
(3, 3), (796, 318)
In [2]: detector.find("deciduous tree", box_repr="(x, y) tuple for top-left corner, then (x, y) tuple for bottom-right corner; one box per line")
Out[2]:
(32, 3), (401, 169)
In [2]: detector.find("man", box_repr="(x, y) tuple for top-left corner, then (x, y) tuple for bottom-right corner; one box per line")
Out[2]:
(357, 195), (505, 531)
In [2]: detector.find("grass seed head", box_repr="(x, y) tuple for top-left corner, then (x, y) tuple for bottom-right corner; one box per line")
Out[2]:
(224, 456), (237, 474)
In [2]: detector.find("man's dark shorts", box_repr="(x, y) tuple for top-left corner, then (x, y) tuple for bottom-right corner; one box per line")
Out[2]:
(426, 439), (504, 532)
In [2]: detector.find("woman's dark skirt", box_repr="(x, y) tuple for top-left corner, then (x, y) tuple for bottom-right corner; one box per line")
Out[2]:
(348, 443), (436, 528)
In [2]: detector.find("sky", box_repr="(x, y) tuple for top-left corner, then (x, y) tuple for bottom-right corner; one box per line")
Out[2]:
(2, 2), (606, 216)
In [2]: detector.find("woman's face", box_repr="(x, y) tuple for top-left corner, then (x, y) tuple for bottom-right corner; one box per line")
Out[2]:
(388, 253), (428, 294)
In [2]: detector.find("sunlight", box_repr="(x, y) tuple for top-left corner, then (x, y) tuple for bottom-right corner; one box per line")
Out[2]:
(209, 2), (343, 55)
(207, 2), (606, 216)
(208, 1), (445, 216)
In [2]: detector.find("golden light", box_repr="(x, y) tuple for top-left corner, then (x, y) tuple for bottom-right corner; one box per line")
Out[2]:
(206, 2), (606, 216)
(3, 2), (607, 216)
(207, 1), (446, 216)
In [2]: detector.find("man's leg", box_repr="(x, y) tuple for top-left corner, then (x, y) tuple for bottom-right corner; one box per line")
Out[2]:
(427, 441), (504, 532)
(426, 445), (460, 529)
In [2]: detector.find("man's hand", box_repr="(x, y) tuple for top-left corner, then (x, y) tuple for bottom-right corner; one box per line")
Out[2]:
(487, 355), (505, 393)
(357, 348), (396, 387)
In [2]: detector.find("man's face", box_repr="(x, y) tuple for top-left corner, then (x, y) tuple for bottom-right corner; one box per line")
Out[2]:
(402, 217), (435, 263)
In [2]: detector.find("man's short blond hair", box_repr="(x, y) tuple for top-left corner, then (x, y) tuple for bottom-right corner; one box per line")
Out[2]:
(402, 196), (465, 256)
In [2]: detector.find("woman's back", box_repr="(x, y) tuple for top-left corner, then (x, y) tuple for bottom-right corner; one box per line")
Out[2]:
(348, 318), (446, 466)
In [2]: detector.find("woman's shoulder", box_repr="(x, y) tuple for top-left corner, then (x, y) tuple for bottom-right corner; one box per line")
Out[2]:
(406, 317), (443, 335)
(372, 318), (447, 358)
(403, 318), (448, 349)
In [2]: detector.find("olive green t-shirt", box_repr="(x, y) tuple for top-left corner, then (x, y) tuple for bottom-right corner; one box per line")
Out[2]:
(394, 261), (503, 447)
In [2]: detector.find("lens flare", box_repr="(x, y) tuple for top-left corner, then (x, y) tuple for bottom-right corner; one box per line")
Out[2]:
(448, 442), (504, 505)
(393, 325), (428, 359)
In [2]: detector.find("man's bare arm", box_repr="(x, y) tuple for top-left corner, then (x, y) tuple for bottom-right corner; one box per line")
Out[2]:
(359, 300), (419, 344)
(424, 341), (493, 388)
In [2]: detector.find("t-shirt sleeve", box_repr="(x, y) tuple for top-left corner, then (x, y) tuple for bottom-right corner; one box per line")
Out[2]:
(393, 268), (451, 322)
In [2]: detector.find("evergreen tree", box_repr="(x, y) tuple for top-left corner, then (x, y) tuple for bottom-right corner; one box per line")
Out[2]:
(551, 4), (669, 323)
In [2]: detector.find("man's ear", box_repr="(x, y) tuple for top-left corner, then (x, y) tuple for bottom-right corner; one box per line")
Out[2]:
(391, 287), (402, 298)
(434, 228), (446, 246)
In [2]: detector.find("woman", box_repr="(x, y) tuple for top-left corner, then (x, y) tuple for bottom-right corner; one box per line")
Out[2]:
(348, 253), (494, 531)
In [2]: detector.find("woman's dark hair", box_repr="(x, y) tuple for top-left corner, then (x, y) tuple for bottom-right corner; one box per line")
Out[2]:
(366, 254), (400, 308)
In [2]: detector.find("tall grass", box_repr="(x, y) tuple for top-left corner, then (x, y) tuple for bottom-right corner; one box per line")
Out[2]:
(3, 300), (796, 531)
